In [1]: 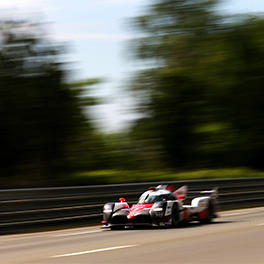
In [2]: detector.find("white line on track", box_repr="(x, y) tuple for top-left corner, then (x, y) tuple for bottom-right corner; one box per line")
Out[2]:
(51, 245), (137, 258)
(52, 230), (103, 237)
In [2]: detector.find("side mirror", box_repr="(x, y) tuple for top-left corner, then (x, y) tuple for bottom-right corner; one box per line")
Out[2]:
(119, 197), (126, 202)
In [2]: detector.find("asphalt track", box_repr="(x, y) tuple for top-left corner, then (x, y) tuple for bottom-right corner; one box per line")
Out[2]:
(1, 207), (264, 264)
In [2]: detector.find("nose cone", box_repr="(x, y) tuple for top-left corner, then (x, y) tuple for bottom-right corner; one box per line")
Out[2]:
(127, 204), (153, 219)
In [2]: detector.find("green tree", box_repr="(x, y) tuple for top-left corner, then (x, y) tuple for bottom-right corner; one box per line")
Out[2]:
(130, 0), (221, 168)
(197, 19), (264, 168)
(130, 0), (264, 169)
(0, 20), (99, 184)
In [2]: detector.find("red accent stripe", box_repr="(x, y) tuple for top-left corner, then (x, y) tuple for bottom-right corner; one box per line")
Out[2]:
(198, 209), (208, 219)
(183, 209), (189, 220)
(127, 204), (153, 219)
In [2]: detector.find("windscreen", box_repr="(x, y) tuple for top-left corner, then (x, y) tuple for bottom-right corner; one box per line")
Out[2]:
(138, 192), (170, 204)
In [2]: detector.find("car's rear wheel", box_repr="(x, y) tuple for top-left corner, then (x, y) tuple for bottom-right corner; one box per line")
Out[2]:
(200, 200), (214, 224)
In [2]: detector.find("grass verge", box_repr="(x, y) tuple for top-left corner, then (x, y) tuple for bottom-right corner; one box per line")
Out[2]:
(63, 167), (264, 185)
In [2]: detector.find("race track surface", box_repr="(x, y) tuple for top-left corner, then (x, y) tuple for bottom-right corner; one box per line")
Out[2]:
(1, 207), (264, 264)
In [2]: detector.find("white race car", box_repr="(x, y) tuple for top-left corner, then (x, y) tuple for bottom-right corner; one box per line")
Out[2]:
(102, 184), (218, 229)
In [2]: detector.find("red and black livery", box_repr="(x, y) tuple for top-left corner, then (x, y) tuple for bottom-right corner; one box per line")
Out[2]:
(102, 184), (218, 230)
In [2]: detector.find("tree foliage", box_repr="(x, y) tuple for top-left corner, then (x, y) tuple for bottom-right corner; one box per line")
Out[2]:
(0, 20), (101, 183)
(130, 0), (264, 169)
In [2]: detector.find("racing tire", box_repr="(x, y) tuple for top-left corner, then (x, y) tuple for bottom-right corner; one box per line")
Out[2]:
(200, 200), (214, 224)
(171, 203), (180, 228)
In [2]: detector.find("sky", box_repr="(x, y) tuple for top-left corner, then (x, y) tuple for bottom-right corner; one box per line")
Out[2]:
(0, 0), (264, 131)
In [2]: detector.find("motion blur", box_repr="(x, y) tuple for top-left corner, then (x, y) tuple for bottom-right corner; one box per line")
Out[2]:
(1, 0), (264, 187)
(130, 0), (264, 170)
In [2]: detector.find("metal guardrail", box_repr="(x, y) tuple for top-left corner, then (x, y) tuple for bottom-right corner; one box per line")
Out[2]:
(0, 177), (263, 233)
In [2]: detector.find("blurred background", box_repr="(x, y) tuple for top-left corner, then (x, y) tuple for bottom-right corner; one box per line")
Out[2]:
(1, 0), (264, 187)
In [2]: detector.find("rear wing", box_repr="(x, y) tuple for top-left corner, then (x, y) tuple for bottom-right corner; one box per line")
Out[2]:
(200, 187), (218, 199)
(173, 185), (188, 200)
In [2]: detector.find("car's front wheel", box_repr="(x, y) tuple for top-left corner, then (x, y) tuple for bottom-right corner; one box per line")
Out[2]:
(171, 204), (180, 227)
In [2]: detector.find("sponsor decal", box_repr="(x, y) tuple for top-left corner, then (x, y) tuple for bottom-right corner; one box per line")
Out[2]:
(127, 204), (153, 219)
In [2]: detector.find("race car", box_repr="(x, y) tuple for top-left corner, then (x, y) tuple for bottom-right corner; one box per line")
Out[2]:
(102, 184), (218, 229)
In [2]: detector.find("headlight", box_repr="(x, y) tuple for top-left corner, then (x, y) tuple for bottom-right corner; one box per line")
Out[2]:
(103, 209), (112, 213)
(103, 204), (113, 213)
(153, 208), (163, 212)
